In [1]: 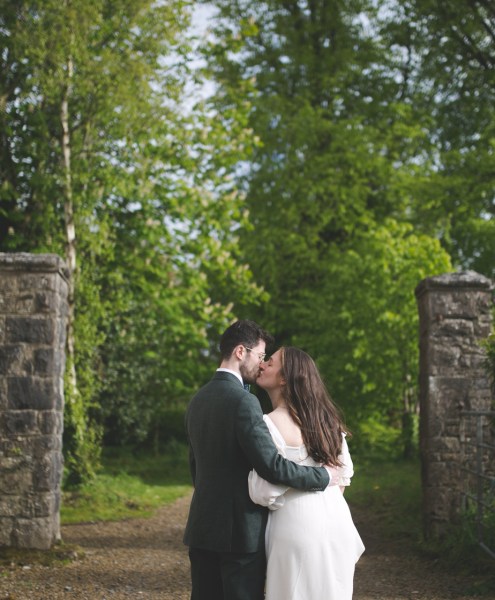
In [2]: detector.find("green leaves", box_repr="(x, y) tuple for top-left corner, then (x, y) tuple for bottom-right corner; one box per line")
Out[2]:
(2, 0), (493, 467)
(1, 0), (265, 473)
(203, 0), (478, 455)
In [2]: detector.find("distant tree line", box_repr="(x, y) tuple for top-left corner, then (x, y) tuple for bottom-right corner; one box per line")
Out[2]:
(0, 0), (493, 483)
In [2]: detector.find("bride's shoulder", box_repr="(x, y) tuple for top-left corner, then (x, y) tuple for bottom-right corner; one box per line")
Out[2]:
(267, 409), (304, 447)
(264, 409), (286, 429)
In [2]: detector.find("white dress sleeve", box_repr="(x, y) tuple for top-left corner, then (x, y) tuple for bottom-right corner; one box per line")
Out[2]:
(248, 416), (289, 510)
(248, 470), (289, 510)
(336, 433), (354, 487)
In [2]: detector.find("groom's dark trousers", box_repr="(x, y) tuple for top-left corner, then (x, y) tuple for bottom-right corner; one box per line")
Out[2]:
(183, 371), (329, 600)
(189, 547), (266, 600)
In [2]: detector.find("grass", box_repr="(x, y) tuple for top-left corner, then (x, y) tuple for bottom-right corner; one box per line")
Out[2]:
(0, 545), (80, 569)
(345, 456), (422, 541)
(61, 440), (192, 524)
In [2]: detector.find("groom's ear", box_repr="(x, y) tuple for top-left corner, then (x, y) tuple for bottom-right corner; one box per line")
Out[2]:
(234, 344), (245, 360)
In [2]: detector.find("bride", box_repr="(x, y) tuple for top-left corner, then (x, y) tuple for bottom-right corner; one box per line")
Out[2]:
(249, 346), (365, 600)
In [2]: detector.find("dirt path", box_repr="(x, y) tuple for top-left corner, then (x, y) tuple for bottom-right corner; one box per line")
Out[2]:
(0, 493), (489, 599)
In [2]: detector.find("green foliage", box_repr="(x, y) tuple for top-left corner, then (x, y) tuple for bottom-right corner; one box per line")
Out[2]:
(379, 0), (495, 279)
(293, 221), (451, 452)
(61, 473), (190, 524)
(352, 414), (403, 459)
(61, 442), (191, 524)
(62, 373), (102, 487)
(0, 0), (263, 481)
(203, 0), (489, 455)
(420, 505), (495, 595)
(63, 265), (106, 485)
(1, 0), (493, 478)
(346, 457), (422, 540)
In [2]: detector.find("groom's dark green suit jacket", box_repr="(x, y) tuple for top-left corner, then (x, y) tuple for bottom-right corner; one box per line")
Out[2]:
(183, 371), (329, 554)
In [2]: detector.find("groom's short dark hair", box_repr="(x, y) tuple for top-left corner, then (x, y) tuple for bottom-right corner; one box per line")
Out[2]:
(219, 320), (273, 360)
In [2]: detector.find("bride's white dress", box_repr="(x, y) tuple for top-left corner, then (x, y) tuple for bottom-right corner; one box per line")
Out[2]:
(248, 415), (365, 600)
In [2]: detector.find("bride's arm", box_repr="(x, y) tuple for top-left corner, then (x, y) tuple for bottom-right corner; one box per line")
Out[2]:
(248, 469), (289, 510)
(337, 434), (354, 494)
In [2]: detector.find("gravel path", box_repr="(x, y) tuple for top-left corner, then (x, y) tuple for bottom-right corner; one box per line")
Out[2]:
(0, 492), (488, 599)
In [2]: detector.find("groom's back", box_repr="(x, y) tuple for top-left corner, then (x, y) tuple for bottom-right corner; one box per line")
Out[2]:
(183, 372), (267, 553)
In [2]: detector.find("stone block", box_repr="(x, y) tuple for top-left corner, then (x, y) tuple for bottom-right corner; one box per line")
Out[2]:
(8, 377), (54, 410)
(421, 457), (444, 479)
(0, 459), (32, 494)
(35, 292), (52, 313)
(0, 272), (18, 293)
(18, 274), (52, 292)
(426, 376), (471, 411)
(427, 344), (462, 375)
(33, 348), (58, 376)
(430, 436), (460, 453)
(55, 318), (67, 347)
(10, 290), (58, 315)
(431, 318), (474, 338)
(20, 492), (57, 518)
(0, 379), (7, 409)
(54, 490), (61, 514)
(55, 379), (64, 412)
(32, 453), (63, 492)
(0, 455), (28, 470)
(0, 252), (68, 277)
(12, 516), (58, 550)
(0, 495), (22, 517)
(37, 412), (61, 436)
(0, 345), (31, 376)
(474, 317), (493, 338)
(14, 293), (36, 314)
(0, 517), (14, 546)
(5, 316), (54, 344)
(33, 432), (61, 454)
(2, 410), (38, 435)
(0, 293), (16, 314)
(0, 437), (32, 457)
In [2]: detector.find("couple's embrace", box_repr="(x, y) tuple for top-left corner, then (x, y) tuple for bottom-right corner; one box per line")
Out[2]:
(183, 320), (364, 600)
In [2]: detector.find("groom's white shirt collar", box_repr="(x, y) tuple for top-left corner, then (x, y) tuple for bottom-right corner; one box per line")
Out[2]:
(217, 368), (243, 386)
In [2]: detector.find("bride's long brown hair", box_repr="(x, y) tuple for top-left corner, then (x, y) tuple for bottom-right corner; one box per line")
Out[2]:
(280, 346), (348, 466)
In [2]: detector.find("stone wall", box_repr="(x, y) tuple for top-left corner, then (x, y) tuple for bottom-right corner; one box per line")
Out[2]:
(0, 253), (69, 549)
(415, 271), (493, 539)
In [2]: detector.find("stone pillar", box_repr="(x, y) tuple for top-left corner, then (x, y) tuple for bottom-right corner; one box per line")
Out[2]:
(415, 271), (493, 539)
(0, 253), (69, 549)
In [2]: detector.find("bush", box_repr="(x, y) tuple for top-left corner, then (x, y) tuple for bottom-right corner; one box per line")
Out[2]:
(421, 505), (495, 595)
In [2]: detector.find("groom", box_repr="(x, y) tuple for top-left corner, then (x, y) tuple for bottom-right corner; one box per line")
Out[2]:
(183, 319), (333, 600)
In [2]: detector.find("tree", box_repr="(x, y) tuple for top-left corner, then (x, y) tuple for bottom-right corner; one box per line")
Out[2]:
(0, 0), (262, 481)
(292, 221), (451, 455)
(202, 0), (457, 453)
(379, 0), (495, 278)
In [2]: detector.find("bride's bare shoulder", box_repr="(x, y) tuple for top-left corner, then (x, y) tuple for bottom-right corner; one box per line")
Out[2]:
(268, 409), (304, 446)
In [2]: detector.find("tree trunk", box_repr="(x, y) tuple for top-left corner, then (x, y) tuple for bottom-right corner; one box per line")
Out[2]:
(61, 50), (78, 399)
